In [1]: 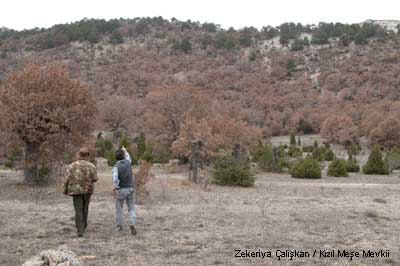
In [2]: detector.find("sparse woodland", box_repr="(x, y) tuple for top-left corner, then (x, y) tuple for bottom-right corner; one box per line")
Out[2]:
(2, 18), (400, 266)
(1, 18), (400, 182)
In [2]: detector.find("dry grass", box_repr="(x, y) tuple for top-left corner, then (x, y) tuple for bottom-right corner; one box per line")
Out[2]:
(1, 169), (400, 266)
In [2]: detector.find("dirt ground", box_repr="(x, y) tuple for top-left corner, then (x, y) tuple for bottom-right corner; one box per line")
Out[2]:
(1, 167), (400, 266)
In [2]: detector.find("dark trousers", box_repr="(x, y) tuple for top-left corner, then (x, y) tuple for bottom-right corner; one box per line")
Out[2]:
(72, 194), (91, 235)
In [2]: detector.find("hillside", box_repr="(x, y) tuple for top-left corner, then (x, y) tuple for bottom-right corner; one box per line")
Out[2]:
(1, 18), (400, 157)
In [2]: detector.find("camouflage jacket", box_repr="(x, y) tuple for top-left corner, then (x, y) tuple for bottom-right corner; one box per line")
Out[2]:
(63, 160), (98, 196)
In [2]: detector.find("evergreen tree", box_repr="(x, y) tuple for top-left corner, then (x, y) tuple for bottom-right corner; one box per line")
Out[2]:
(110, 30), (124, 44)
(328, 159), (348, 177)
(137, 132), (146, 158)
(179, 38), (192, 54)
(95, 138), (113, 158)
(257, 144), (275, 171)
(298, 118), (313, 134)
(324, 148), (335, 161)
(363, 145), (389, 175)
(290, 131), (296, 146)
(213, 156), (255, 187)
(119, 135), (136, 164)
(313, 140), (319, 148)
(287, 59), (297, 76)
(346, 151), (360, 173)
(290, 157), (321, 179)
(291, 38), (304, 51)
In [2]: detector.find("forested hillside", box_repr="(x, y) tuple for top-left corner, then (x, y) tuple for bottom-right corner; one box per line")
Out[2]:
(1, 17), (400, 160)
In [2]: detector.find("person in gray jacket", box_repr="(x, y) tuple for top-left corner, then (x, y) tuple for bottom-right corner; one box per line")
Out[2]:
(112, 146), (137, 235)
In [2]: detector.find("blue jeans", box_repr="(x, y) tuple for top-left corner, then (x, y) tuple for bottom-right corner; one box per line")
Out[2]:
(115, 188), (136, 226)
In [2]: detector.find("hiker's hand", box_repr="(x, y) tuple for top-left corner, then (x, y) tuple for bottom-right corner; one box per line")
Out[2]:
(112, 189), (117, 199)
(121, 146), (127, 152)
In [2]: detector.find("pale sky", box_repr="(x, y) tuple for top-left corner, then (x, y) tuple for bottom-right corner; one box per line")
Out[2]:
(1, 0), (399, 31)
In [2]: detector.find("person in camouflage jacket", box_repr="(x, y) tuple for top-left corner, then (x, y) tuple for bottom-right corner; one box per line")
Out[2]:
(63, 147), (98, 237)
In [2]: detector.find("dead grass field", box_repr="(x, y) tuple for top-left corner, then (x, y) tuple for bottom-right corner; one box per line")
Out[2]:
(1, 167), (400, 266)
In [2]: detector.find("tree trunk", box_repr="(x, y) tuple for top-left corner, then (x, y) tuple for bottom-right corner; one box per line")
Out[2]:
(233, 143), (241, 163)
(24, 142), (40, 183)
(191, 142), (199, 183)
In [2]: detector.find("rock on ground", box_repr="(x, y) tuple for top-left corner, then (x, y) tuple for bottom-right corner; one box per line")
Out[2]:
(21, 246), (83, 266)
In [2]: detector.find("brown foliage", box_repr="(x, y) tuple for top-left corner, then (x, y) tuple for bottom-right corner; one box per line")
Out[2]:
(3, 22), (400, 160)
(0, 62), (96, 181)
(143, 84), (209, 144)
(209, 115), (262, 154)
(171, 114), (262, 160)
(98, 96), (139, 139)
(321, 114), (358, 144)
(135, 160), (154, 202)
(369, 117), (400, 149)
(171, 116), (221, 160)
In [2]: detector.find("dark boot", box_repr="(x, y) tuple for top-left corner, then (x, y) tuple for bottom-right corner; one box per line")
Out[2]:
(83, 194), (91, 231)
(130, 225), (137, 235)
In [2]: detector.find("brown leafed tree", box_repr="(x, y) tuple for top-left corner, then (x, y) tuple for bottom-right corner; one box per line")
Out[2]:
(369, 117), (400, 149)
(320, 114), (358, 144)
(143, 84), (209, 144)
(0, 62), (96, 183)
(98, 96), (139, 139)
(209, 115), (263, 155)
(171, 116), (222, 161)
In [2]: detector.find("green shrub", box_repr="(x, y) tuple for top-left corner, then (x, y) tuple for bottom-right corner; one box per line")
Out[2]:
(95, 138), (113, 158)
(288, 146), (302, 157)
(172, 38), (192, 54)
(291, 38), (304, 51)
(120, 135), (137, 165)
(287, 59), (297, 76)
(248, 51), (257, 61)
(213, 32), (236, 50)
(137, 132), (147, 158)
(8, 146), (22, 162)
(328, 159), (348, 177)
(362, 145), (389, 175)
(347, 142), (361, 155)
(385, 148), (400, 172)
(312, 147), (326, 161)
(275, 145), (286, 158)
(153, 150), (171, 164)
(213, 156), (255, 187)
(4, 146), (23, 169)
(313, 140), (319, 148)
(290, 132), (296, 146)
(4, 160), (14, 168)
(276, 157), (288, 171)
(34, 163), (50, 185)
(298, 118), (313, 134)
(256, 144), (274, 171)
(290, 157), (321, 179)
(346, 153), (360, 173)
(141, 149), (154, 163)
(302, 146), (314, 153)
(324, 148), (335, 161)
(239, 34), (252, 47)
(256, 144), (283, 172)
(105, 149), (117, 166)
(110, 30), (123, 44)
